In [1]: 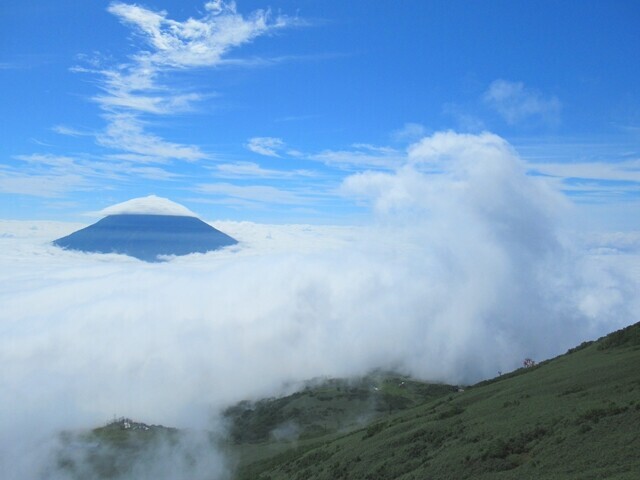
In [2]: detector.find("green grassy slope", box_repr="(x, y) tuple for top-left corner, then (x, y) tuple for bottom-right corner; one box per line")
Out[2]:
(53, 322), (640, 479)
(224, 373), (457, 444)
(224, 374), (457, 476)
(240, 322), (640, 480)
(53, 375), (456, 479)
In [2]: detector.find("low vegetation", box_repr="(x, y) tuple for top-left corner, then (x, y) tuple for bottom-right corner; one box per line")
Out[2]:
(54, 322), (640, 479)
(235, 322), (640, 479)
(223, 373), (456, 444)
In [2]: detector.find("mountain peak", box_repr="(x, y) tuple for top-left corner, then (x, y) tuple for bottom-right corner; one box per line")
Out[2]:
(54, 197), (237, 261)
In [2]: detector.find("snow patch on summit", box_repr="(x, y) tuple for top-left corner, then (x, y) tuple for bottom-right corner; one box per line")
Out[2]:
(98, 195), (196, 217)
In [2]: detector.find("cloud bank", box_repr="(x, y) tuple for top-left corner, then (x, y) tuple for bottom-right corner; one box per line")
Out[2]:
(1, 132), (639, 478)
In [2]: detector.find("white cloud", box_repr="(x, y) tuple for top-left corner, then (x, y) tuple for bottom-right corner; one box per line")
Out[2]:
(527, 159), (640, 183)
(95, 89), (203, 115)
(2, 132), (640, 477)
(310, 144), (404, 170)
(129, 166), (182, 181)
(244, 138), (406, 170)
(8, 2), (302, 201)
(51, 125), (89, 137)
(195, 182), (311, 205)
(391, 122), (427, 142)
(0, 152), (188, 198)
(107, 1), (288, 68)
(0, 170), (87, 198)
(97, 114), (207, 162)
(61, 2), (294, 171)
(97, 195), (197, 217)
(484, 79), (561, 125)
(0, 154), (126, 198)
(246, 137), (286, 157)
(214, 161), (314, 179)
(346, 131), (567, 253)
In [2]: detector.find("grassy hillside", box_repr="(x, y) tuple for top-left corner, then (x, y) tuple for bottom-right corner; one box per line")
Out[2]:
(53, 375), (456, 479)
(53, 322), (640, 479)
(223, 373), (457, 475)
(241, 322), (640, 480)
(55, 419), (183, 479)
(224, 373), (457, 444)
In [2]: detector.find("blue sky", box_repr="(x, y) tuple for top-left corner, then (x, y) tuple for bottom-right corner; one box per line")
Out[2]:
(1, 0), (639, 227)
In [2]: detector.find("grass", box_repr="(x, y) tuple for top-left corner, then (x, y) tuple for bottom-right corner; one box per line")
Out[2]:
(223, 373), (456, 445)
(53, 321), (640, 479)
(236, 322), (640, 480)
(55, 419), (183, 479)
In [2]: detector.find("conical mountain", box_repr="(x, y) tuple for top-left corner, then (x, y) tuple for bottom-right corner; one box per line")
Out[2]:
(53, 196), (237, 262)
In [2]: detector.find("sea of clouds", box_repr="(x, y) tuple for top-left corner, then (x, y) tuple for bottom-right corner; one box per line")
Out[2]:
(1, 132), (638, 479)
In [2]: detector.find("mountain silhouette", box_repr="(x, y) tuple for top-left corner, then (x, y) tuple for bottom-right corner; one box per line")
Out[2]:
(54, 214), (237, 262)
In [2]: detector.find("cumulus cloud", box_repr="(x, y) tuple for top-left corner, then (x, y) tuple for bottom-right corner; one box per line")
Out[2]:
(2, 131), (639, 478)
(484, 79), (561, 125)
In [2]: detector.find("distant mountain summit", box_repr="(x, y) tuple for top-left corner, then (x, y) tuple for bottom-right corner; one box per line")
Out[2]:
(53, 196), (237, 262)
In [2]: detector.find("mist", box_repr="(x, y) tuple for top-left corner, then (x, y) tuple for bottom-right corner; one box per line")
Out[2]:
(1, 132), (638, 479)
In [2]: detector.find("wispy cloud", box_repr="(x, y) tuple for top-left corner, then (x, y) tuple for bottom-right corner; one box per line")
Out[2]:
(128, 166), (182, 181)
(246, 137), (286, 157)
(195, 182), (313, 206)
(0, 155), (98, 197)
(525, 158), (640, 202)
(0, 153), (181, 198)
(390, 123), (427, 143)
(310, 144), (405, 170)
(0, 169), (87, 197)
(213, 161), (315, 179)
(107, 1), (288, 68)
(69, 1), (293, 166)
(274, 114), (320, 123)
(513, 137), (640, 202)
(218, 52), (341, 68)
(96, 114), (207, 162)
(51, 125), (89, 137)
(528, 159), (640, 183)
(484, 79), (561, 126)
(9, 2), (306, 205)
